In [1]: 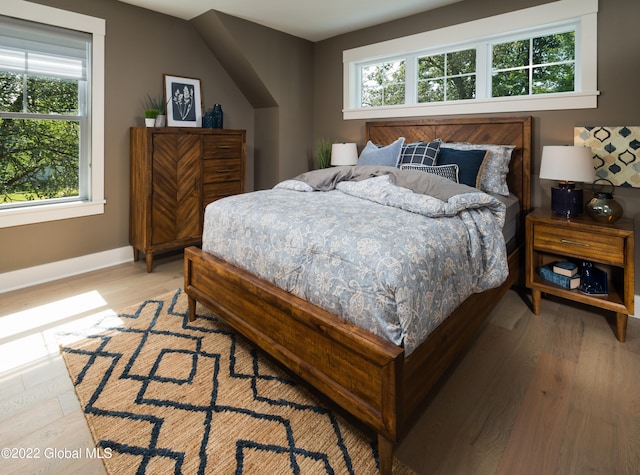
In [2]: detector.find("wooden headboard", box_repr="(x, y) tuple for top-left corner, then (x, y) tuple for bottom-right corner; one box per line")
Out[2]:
(366, 116), (532, 213)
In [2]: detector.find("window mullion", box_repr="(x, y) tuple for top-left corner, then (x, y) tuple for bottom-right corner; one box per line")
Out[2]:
(405, 55), (416, 105)
(476, 43), (488, 100)
(443, 54), (448, 101)
(21, 69), (27, 113)
(529, 37), (533, 95)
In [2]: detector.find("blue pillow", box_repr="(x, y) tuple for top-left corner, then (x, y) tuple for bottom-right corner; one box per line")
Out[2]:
(358, 137), (405, 167)
(398, 139), (441, 166)
(435, 148), (488, 188)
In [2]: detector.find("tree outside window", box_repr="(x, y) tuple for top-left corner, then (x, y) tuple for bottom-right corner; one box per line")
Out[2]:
(0, 71), (81, 206)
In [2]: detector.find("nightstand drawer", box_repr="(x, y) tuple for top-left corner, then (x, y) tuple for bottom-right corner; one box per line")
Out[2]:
(533, 223), (624, 265)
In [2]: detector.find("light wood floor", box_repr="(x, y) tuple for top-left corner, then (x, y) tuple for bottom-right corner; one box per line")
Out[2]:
(1, 252), (638, 474)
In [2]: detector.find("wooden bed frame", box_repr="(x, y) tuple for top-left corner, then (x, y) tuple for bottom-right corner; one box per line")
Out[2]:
(184, 116), (532, 474)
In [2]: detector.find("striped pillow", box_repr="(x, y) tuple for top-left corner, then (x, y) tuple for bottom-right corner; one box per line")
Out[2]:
(400, 163), (459, 183)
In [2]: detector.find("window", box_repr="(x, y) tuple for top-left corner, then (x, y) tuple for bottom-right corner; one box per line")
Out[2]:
(491, 31), (575, 97)
(360, 59), (405, 107)
(0, 16), (89, 209)
(343, 0), (598, 120)
(0, 1), (105, 228)
(417, 48), (476, 102)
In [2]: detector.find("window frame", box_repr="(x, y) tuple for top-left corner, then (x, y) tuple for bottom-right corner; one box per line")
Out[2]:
(0, 0), (105, 228)
(343, 0), (598, 120)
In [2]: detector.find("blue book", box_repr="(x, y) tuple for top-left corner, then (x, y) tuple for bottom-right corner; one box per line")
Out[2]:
(553, 261), (578, 277)
(539, 264), (581, 290)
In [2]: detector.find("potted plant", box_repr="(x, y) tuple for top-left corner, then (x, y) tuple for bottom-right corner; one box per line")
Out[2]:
(314, 137), (332, 169)
(144, 94), (165, 127)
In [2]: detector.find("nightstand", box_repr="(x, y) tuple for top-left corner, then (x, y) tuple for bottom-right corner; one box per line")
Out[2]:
(525, 208), (635, 341)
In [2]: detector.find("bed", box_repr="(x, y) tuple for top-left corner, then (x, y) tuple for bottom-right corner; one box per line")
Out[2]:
(184, 116), (532, 474)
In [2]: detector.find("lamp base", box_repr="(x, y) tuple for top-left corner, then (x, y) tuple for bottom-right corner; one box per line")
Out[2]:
(551, 183), (583, 218)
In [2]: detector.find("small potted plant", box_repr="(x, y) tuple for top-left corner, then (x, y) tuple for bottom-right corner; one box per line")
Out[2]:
(314, 137), (332, 169)
(144, 94), (165, 127)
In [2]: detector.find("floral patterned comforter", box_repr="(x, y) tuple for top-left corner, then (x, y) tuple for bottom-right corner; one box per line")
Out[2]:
(202, 170), (508, 355)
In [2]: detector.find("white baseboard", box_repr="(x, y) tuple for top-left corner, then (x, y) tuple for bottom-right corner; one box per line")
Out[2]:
(0, 246), (133, 294)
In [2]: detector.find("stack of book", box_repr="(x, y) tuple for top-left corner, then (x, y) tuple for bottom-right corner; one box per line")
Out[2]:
(538, 261), (580, 290)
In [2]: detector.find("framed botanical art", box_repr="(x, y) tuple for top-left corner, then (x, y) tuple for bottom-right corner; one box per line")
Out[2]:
(164, 74), (202, 127)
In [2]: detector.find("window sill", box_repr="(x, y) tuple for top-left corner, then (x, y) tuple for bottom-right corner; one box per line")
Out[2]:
(0, 200), (106, 228)
(343, 91), (599, 120)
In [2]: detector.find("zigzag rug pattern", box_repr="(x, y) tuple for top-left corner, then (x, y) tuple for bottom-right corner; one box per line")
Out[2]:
(59, 289), (413, 474)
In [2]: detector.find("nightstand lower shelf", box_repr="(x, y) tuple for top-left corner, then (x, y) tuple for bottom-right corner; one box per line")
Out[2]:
(529, 279), (628, 342)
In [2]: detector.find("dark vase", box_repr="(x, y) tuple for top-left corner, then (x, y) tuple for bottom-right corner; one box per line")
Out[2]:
(202, 110), (214, 128)
(212, 104), (223, 129)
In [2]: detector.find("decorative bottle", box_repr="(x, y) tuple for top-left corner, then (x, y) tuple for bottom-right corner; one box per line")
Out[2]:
(212, 104), (223, 129)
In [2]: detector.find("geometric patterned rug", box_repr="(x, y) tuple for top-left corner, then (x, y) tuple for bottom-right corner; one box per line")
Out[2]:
(58, 289), (414, 474)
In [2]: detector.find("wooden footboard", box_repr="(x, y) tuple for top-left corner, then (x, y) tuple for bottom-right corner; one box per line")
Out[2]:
(184, 246), (404, 471)
(184, 244), (520, 474)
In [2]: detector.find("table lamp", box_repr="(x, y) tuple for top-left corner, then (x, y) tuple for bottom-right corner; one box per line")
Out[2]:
(331, 143), (358, 166)
(539, 145), (595, 218)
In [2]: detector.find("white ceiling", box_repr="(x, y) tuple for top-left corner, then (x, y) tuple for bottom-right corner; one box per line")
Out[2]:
(117, 0), (461, 42)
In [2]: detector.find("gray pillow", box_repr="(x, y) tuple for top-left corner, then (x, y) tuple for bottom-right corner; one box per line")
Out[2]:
(358, 137), (405, 167)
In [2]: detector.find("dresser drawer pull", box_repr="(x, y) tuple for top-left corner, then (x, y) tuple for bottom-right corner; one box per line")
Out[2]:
(560, 239), (589, 247)
(216, 169), (233, 173)
(217, 145), (231, 149)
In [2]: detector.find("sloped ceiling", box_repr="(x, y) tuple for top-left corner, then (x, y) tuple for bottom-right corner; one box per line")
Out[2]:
(116, 0), (462, 41)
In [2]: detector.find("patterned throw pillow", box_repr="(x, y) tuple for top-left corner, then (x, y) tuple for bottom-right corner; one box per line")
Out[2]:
(400, 163), (459, 183)
(398, 139), (441, 166)
(439, 142), (515, 195)
(435, 148), (489, 188)
(358, 137), (405, 167)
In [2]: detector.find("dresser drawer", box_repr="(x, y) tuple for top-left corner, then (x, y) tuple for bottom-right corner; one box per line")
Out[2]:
(203, 181), (242, 205)
(203, 158), (242, 183)
(203, 135), (243, 159)
(533, 223), (625, 266)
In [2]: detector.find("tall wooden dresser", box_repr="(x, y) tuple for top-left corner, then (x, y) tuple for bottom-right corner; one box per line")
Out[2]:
(130, 127), (246, 272)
